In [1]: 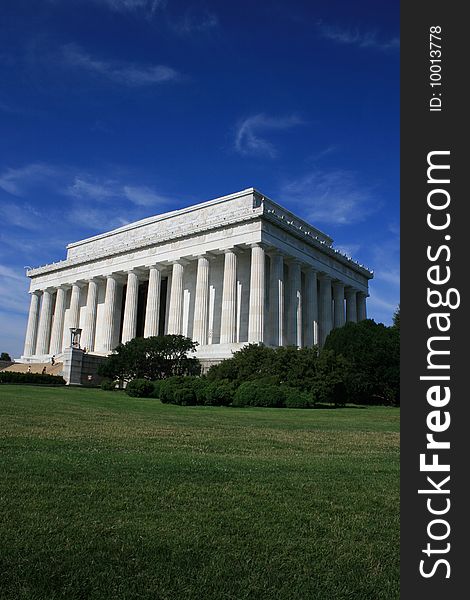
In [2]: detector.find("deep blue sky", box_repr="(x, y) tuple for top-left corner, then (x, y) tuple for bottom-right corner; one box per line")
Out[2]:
(0, 0), (399, 357)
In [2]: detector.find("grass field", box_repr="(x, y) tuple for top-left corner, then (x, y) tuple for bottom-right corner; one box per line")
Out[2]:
(0, 385), (399, 600)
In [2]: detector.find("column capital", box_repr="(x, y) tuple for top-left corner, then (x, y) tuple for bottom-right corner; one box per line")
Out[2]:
(220, 246), (239, 255)
(267, 249), (284, 259)
(286, 256), (302, 265)
(303, 264), (319, 273)
(318, 272), (333, 282)
(64, 280), (86, 289)
(104, 273), (119, 282)
(170, 258), (189, 267)
(247, 242), (266, 249)
(332, 280), (345, 290)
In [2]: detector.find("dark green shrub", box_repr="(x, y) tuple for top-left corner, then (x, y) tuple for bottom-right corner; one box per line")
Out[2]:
(324, 319), (399, 406)
(100, 378), (116, 391)
(200, 380), (235, 406)
(0, 371), (66, 385)
(233, 381), (285, 408)
(159, 377), (181, 403)
(98, 334), (201, 383)
(173, 387), (197, 406)
(159, 376), (204, 405)
(283, 387), (314, 409)
(126, 378), (154, 398)
(150, 379), (163, 399)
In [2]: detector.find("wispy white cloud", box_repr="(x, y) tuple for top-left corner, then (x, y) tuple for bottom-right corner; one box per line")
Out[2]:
(0, 200), (45, 231)
(66, 176), (119, 201)
(0, 163), (58, 196)
(0, 265), (30, 313)
(66, 175), (171, 208)
(62, 44), (181, 86)
(97, 0), (166, 13)
(334, 243), (361, 258)
(234, 113), (303, 158)
(369, 235), (400, 287)
(0, 100), (36, 116)
(67, 206), (130, 231)
(280, 169), (380, 225)
(60, 0), (166, 16)
(170, 11), (219, 35)
(0, 264), (25, 282)
(318, 22), (399, 52)
(123, 185), (171, 207)
(0, 310), (29, 358)
(364, 229), (400, 324)
(367, 291), (398, 314)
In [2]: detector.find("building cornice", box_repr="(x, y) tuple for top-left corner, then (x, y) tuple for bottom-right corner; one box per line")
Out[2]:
(27, 188), (373, 280)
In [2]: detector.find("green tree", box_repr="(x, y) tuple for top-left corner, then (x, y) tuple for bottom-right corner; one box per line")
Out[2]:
(323, 319), (399, 405)
(0, 352), (12, 361)
(98, 335), (200, 384)
(392, 305), (400, 330)
(206, 343), (347, 403)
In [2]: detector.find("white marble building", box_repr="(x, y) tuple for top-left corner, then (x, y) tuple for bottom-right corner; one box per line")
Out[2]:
(21, 188), (372, 365)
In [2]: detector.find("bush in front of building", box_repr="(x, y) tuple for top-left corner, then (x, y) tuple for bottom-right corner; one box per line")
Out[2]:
(100, 378), (116, 391)
(323, 319), (400, 406)
(125, 378), (155, 398)
(232, 380), (286, 408)
(98, 335), (201, 385)
(283, 386), (315, 409)
(0, 371), (66, 385)
(158, 376), (205, 405)
(197, 380), (235, 406)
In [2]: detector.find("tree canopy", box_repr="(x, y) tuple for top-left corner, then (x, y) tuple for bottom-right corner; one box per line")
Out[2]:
(98, 335), (200, 384)
(323, 319), (399, 405)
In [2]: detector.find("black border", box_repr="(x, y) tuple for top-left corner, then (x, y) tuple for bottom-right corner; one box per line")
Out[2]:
(401, 3), (468, 597)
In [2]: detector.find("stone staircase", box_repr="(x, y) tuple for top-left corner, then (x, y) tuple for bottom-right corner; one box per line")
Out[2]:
(1, 362), (63, 376)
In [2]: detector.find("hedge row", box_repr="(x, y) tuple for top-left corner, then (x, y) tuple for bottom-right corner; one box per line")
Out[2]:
(0, 371), (66, 385)
(123, 376), (316, 408)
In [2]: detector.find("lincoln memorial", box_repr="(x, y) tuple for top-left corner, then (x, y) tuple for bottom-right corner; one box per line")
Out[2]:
(20, 188), (373, 367)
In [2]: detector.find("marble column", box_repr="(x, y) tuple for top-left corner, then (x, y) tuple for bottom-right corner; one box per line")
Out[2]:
(357, 292), (368, 321)
(81, 279), (98, 351)
(49, 286), (67, 355)
(102, 275), (118, 352)
(220, 250), (237, 344)
(167, 262), (184, 335)
(269, 253), (284, 346)
(288, 260), (302, 347)
(193, 256), (210, 345)
(333, 281), (345, 329)
(304, 268), (318, 347)
(248, 244), (265, 344)
(36, 289), (53, 355)
(23, 291), (41, 357)
(121, 270), (139, 343)
(68, 283), (81, 330)
(318, 274), (333, 346)
(345, 288), (358, 323)
(144, 266), (162, 338)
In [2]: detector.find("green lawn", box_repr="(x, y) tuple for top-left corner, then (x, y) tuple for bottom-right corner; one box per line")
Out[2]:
(0, 385), (399, 600)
